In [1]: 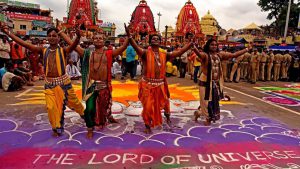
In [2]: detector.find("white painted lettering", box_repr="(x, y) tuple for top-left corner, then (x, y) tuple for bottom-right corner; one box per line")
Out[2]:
(122, 153), (138, 164)
(262, 151), (280, 160)
(236, 152), (252, 161)
(273, 151), (288, 159)
(224, 153), (240, 162)
(46, 154), (64, 164)
(284, 151), (300, 159)
(33, 154), (50, 164)
(211, 153), (230, 164)
(198, 154), (212, 164)
(88, 153), (103, 165)
(176, 155), (191, 164)
(103, 154), (121, 164)
(251, 152), (267, 161)
(140, 154), (154, 164)
(61, 154), (76, 165)
(161, 156), (176, 165)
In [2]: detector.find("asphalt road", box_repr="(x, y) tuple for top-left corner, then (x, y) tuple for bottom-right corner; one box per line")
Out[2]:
(0, 76), (299, 129)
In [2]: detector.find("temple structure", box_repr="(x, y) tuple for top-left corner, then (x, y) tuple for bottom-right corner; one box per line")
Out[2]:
(162, 26), (175, 39)
(175, 0), (204, 42)
(65, 0), (99, 30)
(200, 10), (220, 38)
(129, 0), (156, 39)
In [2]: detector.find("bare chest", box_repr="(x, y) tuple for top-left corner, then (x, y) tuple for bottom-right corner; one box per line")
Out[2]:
(90, 52), (108, 81)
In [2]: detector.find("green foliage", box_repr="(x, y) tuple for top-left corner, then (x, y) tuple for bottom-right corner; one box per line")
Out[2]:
(258, 0), (300, 35)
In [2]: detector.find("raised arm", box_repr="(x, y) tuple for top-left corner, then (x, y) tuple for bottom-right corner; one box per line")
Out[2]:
(125, 24), (144, 56)
(168, 42), (192, 58)
(57, 19), (84, 56)
(112, 37), (129, 57)
(220, 48), (249, 60)
(192, 45), (207, 63)
(0, 24), (42, 54)
(64, 27), (81, 54)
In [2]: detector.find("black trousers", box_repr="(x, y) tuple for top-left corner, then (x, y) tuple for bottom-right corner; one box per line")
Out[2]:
(122, 61), (135, 78)
(0, 58), (9, 69)
(179, 62), (187, 78)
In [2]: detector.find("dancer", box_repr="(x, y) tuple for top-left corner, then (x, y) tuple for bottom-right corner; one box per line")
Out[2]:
(126, 25), (193, 133)
(57, 22), (129, 138)
(193, 39), (250, 125)
(0, 23), (84, 136)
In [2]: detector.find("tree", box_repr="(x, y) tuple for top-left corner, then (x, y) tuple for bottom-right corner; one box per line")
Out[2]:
(258, 0), (300, 35)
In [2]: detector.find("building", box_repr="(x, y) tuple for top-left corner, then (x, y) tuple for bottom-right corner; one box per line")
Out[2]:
(199, 10), (220, 38)
(64, 0), (116, 42)
(175, 0), (204, 42)
(162, 26), (175, 39)
(100, 22), (116, 42)
(1, 0), (52, 37)
(129, 0), (156, 40)
(67, 0), (98, 30)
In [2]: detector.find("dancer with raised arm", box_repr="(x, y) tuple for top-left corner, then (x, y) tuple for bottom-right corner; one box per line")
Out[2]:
(0, 23), (84, 137)
(193, 39), (251, 126)
(57, 21), (129, 138)
(126, 25), (193, 133)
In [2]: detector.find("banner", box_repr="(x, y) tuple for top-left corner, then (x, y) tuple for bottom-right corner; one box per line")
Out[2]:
(28, 30), (47, 36)
(5, 12), (51, 22)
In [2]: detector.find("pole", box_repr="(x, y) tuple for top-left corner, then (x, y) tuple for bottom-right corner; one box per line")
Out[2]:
(164, 25), (168, 47)
(284, 0), (292, 40)
(298, 12), (300, 29)
(66, 0), (69, 15)
(157, 12), (162, 32)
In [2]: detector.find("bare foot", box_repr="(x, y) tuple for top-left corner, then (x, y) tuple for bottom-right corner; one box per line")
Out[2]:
(194, 111), (200, 122)
(164, 113), (171, 125)
(166, 118), (171, 125)
(203, 119), (211, 126)
(52, 130), (59, 137)
(144, 128), (152, 134)
(86, 129), (93, 139)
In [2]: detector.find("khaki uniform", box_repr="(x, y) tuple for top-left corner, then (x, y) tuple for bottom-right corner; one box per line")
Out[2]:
(230, 55), (244, 82)
(273, 53), (282, 81)
(260, 52), (268, 81)
(241, 52), (251, 80)
(282, 54), (292, 80)
(286, 54), (292, 67)
(280, 55), (287, 79)
(250, 52), (260, 83)
(266, 52), (274, 81)
(256, 53), (262, 80)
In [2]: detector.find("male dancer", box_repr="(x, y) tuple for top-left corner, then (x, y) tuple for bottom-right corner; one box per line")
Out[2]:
(126, 26), (192, 133)
(57, 22), (129, 138)
(193, 39), (250, 125)
(0, 23), (84, 136)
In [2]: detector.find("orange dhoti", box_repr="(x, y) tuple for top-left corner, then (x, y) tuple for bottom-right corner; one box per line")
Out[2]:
(139, 47), (171, 128)
(138, 79), (170, 128)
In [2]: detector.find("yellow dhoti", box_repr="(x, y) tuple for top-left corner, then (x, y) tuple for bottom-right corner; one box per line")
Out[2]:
(44, 76), (84, 131)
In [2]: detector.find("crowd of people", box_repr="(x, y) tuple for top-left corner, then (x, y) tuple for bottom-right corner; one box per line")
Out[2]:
(165, 48), (300, 84)
(2, 33), (298, 94)
(0, 19), (299, 138)
(0, 35), (47, 92)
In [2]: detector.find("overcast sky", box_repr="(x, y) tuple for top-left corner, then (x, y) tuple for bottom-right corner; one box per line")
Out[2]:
(20, 0), (273, 34)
